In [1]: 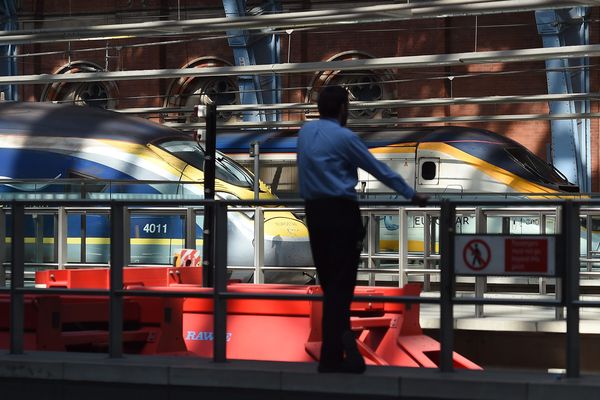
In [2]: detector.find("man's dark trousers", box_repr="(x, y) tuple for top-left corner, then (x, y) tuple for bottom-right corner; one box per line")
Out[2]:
(305, 197), (365, 368)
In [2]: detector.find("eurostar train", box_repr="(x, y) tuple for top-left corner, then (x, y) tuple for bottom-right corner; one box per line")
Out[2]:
(0, 102), (312, 281)
(216, 126), (580, 254)
(218, 126), (578, 195)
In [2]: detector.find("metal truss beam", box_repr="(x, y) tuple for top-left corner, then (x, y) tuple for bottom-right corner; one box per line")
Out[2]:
(116, 92), (600, 114)
(164, 112), (600, 130)
(1, 44), (600, 85)
(0, 0), (598, 45)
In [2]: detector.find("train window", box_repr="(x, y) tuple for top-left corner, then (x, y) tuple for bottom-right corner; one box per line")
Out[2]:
(421, 161), (437, 180)
(156, 140), (254, 188)
(505, 148), (565, 184)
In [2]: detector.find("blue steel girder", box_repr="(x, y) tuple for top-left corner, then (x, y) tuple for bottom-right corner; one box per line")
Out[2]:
(223, 0), (281, 122)
(0, 0), (17, 101)
(535, 8), (590, 191)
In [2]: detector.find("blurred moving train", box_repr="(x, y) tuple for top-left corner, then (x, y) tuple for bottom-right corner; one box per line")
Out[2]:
(0, 102), (312, 281)
(217, 126), (580, 253)
(218, 126), (578, 196)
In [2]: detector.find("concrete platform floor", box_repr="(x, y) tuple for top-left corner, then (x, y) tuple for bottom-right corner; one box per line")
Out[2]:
(2, 351), (600, 400)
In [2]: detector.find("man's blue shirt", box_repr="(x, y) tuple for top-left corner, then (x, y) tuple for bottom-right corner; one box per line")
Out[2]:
(297, 118), (416, 201)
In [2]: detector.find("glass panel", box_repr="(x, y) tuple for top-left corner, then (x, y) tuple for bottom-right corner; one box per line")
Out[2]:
(509, 216), (541, 235)
(129, 214), (185, 265)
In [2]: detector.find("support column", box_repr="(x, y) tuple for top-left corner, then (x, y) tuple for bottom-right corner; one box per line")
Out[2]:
(222, 0), (281, 122)
(0, 0), (17, 101)
(536, 8), (591, 191)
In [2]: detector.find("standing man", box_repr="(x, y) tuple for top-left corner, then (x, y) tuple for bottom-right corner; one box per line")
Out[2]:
(297, 85), (428, 373)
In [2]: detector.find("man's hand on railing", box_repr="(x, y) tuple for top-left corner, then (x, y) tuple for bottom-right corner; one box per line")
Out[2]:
(411, 193), (429, 207)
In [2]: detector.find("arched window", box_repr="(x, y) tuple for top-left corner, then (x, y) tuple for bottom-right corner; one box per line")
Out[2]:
(306, 51), (395, 120)
(41, 61), (119, 109)
(164, 57), (239, 125)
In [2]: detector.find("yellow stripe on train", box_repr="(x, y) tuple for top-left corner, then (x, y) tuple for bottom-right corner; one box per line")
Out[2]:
(380, 240), (439, 253)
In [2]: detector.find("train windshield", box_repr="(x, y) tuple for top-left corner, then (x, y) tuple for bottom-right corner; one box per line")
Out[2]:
(505, 147), (567, 184)
(156, 140), (254, 188)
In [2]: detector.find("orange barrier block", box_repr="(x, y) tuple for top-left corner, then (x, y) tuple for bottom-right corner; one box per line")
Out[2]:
(35, 266), (203, 289)
(29, 266), (482, 369)
(0, 294), (187, 355)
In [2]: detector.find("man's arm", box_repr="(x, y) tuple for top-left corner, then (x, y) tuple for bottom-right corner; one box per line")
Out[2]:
(345, 133), (428, 205)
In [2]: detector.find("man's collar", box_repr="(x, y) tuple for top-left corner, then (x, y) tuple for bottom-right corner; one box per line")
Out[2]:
(321, 117), (341, 126)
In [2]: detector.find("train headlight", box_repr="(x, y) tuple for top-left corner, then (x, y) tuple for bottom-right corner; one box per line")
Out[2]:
(216, 192), (254, 219)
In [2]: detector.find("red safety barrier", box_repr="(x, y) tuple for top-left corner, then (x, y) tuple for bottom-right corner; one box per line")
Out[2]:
(0, 294), (188, 354)
(22, 267), (481, 369)
(35, 266), (202, 289)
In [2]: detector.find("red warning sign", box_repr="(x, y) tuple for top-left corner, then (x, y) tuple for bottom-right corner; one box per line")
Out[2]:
(462, 239), (491, 271)
(505, 238), (548, 273)
(455, 235), (555, 276)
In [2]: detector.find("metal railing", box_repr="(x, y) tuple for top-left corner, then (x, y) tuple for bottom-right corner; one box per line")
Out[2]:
(1, 197), (598, 378)
(3, 200), (600, 307)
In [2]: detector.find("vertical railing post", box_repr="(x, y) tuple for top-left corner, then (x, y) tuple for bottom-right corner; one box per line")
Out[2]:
(539, 213), (548, 295)
(474, 207), (486, 318)
(367, 211), (376, 286)
(423, 212), (431, 291)
(251, 141), (260, 201)
(253, 206), (264, 284)
(33, 212), (43, 263)
(109, 202), (128, 358)
(439, 199), (455, 372)
(563, 201), (580, 378)
(202, 103), (217, 287)
(555, 206), (564, 319)
(398, 207), (408, 288)
(213, 201), (228, 362)
(0, 207), (6, 286)
(57, 207), (67, 269)
(185, 207), (196, 250)
(10, 201), (24, 354)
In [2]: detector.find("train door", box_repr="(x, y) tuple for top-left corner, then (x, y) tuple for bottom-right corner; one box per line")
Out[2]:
(416, 145), (465, 194)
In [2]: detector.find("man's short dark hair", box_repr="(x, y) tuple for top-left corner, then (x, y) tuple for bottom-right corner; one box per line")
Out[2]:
(317, 86), (348, 119)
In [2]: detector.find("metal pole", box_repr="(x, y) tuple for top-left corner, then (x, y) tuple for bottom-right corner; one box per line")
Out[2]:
(539, 212), (548, 295)
(555, 206), (564, 320)
(33, 213), (43, 263)
(0, 208), (6, 287)
(367, 211), (376, 286)
(251, 141), (260, 201)
(9, 201), (24, 354)
(439, 199), (455, 372)
(81, 211), (87, 264)
(475, 207), (486, 317)
(185, 207), (196, 250)
(253, 206), (264, 284)
(423, 212), (431, 292)
(563, 201), (580, 378)
(213, 201), (228, 362)
(57, 207), (67, 269)
(202, 103), (217, 287)
(398, 208), (408, 288)
(109, 203), (127, 358)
